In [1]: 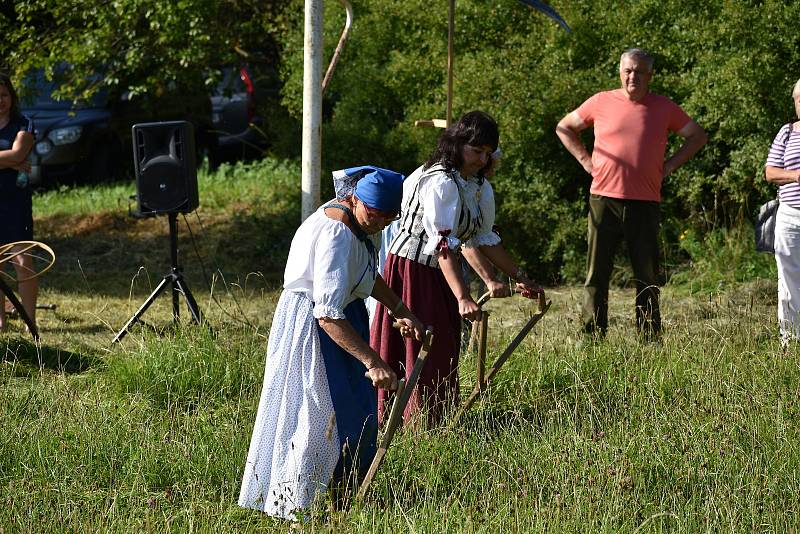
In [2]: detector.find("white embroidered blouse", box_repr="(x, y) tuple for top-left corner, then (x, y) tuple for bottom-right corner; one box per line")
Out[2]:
(283, 203), (381, 320)
(388, 164), (501, 268)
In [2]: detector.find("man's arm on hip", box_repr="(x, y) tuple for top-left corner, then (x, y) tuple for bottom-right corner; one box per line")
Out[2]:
(664, 120), (708, 177)
(556, 111), (593, 175)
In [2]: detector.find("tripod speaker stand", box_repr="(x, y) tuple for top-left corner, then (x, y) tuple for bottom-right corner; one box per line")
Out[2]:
(113, 120), (205, 343)
(112, 212), (203, 343)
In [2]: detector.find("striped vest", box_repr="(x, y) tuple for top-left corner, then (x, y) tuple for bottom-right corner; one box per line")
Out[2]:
(388, 164), (484, 269)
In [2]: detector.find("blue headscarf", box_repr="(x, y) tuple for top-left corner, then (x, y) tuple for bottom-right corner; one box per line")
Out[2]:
(332, 165), (404, 213)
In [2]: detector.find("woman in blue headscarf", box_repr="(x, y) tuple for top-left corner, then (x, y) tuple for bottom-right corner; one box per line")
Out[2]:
(239, 166), (424, 519)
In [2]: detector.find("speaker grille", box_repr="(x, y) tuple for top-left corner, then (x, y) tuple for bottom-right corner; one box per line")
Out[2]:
(132, 121), (198, 215)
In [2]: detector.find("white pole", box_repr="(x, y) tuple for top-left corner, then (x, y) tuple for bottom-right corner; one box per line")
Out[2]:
(301, 0), (324, 221)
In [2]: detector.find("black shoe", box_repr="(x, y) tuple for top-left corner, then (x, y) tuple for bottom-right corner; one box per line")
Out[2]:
(639, 327), (662, 343)
(582, 322), (606, 338)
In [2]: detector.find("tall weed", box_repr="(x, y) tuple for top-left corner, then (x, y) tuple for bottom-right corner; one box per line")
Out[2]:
(669, 224), (776, 293)
(107, 327), (263, 409)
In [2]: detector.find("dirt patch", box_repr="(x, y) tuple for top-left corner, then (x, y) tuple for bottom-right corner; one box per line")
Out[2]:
(38, 212), (132, 238)
(32, 207), (292, 297)
(36, 210), (234, 241)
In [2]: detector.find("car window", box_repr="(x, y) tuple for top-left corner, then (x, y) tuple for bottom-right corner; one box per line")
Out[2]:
(210, 67), (248, 98)
(20, 69), (107, 110)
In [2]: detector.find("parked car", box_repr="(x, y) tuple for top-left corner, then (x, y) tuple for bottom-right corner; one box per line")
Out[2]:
(208, 66), (270, 166)
(20, 69), (216, 185)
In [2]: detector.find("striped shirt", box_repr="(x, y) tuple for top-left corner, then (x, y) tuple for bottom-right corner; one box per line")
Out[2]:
(766, 123), (800, 207)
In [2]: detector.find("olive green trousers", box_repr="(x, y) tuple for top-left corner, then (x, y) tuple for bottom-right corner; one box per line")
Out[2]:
(583, 194), (661, 336)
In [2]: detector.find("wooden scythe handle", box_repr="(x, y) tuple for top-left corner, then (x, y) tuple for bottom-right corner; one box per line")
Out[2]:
(467, 291), (492, 354)
(450, 296), (551, 428)
(476, 310), (489, 391)
(356, 329), (434, 500)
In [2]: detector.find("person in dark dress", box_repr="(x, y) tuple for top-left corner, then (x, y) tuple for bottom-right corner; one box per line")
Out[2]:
(0, 74), (36, 331)
(370, 111), (542, 427)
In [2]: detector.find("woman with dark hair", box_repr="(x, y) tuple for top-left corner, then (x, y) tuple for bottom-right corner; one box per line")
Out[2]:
(370, 110), (542, 426)
(0, 73), (36, 331)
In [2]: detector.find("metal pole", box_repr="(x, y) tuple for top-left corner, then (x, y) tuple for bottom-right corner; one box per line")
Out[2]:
(446, 0), (455, 127)
(301, 0), (324, 221)
(169, 213), (180, 322)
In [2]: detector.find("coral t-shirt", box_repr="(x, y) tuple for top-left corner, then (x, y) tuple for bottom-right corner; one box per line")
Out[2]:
(576, 89), (691, 202)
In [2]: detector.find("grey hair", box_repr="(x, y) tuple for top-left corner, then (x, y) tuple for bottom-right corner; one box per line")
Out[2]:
(793, 78), (800, 99)
(620, 48), (654, 72)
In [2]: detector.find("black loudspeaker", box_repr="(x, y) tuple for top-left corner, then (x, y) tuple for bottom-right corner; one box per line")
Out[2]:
(132, 121), (198, 215)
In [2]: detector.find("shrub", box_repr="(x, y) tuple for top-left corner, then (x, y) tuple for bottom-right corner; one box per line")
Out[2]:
(275, 0), (800, 281)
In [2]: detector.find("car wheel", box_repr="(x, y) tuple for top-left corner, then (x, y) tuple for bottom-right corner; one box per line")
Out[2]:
(196, 125), (220, 171)
(207, 146), (222, 170)
(85, 137), (126, 182)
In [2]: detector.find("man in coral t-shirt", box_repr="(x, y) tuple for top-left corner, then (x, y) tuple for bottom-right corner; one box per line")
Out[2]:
(556, 48), (707, 338)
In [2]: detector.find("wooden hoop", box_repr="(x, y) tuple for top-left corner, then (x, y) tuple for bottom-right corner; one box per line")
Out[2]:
(0, 241), (57, 282)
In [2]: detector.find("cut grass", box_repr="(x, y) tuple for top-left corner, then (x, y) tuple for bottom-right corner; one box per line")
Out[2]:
(1, 160), (797, 532)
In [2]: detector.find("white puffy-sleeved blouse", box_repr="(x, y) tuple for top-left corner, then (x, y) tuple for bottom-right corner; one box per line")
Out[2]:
(388, 164), (501, 268)
(283, 204), (381, 320)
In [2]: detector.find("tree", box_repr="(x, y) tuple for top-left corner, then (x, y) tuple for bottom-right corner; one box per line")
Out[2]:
(277, 0), (800, 280)
(5, 0), (800, 281)
(1, 0), (297, 100)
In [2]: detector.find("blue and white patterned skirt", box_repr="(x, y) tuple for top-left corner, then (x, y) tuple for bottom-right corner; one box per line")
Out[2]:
(238, 290), (377, 519)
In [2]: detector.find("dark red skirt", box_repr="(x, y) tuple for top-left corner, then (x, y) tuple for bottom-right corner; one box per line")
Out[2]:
(370, 253), (462, 427)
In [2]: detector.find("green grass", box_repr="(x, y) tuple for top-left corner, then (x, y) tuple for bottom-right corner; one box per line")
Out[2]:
(668, 224), (777, 294)
(33, 158), (302, 217)
(1, 161), (798, 532)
